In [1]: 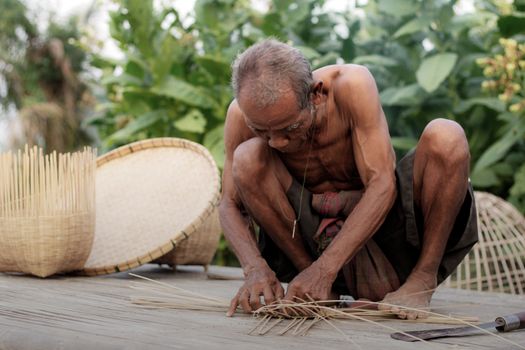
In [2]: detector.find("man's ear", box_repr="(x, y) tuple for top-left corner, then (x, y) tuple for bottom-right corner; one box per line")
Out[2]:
(310, 80), (324, 105)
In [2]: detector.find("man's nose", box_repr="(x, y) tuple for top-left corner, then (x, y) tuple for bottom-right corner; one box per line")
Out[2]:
(268, 134), (289, 150)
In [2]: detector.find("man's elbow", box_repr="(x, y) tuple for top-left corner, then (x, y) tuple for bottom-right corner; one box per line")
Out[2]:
(218, 196), (240, 222)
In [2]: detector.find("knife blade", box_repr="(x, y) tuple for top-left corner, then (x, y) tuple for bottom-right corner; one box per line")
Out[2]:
(391, 311), (525, 342)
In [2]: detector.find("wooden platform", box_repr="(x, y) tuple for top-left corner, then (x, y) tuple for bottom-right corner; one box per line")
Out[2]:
(0, 265), (524, 350)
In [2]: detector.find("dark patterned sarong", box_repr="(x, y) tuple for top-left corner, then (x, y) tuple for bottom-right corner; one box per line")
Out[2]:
(258, 150), (479, 301)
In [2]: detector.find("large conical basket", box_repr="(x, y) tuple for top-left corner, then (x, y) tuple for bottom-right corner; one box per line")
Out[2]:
(0, 146), (96, 277)
(444, 191), (525, 294)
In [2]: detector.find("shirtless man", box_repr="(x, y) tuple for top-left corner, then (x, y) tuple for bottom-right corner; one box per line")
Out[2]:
(219, 39), (478, 320)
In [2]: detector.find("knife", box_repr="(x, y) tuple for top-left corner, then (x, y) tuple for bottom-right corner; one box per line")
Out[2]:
(391, 311), (525, 342)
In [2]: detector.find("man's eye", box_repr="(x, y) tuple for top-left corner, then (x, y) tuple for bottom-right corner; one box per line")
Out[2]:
(286, 122), (301, 132)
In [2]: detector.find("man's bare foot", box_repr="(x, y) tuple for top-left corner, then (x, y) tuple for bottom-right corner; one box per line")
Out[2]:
(378, 271), (437, 320)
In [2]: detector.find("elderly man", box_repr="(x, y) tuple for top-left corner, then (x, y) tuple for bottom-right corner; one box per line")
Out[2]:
(219, 39), (477, 320)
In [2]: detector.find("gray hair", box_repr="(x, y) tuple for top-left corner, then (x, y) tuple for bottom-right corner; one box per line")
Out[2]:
(231, 39), (313, 109)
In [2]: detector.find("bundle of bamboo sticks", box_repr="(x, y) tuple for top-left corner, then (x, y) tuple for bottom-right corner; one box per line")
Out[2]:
(129, 273), (485, 343)
(0, 145), (96, 277)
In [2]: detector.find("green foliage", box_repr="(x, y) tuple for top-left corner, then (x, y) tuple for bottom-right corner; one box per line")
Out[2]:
(416, 53), (458, 93)
(0, 0), (95, 152)
(90, 0), (253, 166)
(0, 0), (37, 109)
(345, 0), (525, 212)
(92, 0), (525, 265)
(90, 0), (351, 164)
(474, 37), (525, 208)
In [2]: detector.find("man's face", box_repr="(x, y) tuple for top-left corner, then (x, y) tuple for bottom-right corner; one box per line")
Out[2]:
(238, 89), (314, 153)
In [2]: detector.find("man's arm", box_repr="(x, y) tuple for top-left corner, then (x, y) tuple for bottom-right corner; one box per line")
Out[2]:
(318, 65), (397, 276)
(284, 65), (396, 300)
(219, 100), (284, 315)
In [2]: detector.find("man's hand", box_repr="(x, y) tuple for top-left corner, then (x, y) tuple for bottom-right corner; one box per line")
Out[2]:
(283, 261), (337, 302)
(226, 264), (284, 316)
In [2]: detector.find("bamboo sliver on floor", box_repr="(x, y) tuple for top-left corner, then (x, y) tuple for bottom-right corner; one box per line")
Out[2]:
(0, 265), (524, 350)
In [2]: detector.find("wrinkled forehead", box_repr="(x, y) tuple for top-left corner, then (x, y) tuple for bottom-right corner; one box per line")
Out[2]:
(238, 89), (304, 129)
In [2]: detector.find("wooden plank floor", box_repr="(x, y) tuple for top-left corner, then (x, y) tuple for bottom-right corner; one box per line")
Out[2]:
(0, 265), (524, 350)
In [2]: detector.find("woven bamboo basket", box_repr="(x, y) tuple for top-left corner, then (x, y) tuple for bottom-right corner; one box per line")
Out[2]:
(0, 146), (96, 277)
(444, 191), (525, 294)
(153, 206), (221, 267)
(82, 138), (221, 275)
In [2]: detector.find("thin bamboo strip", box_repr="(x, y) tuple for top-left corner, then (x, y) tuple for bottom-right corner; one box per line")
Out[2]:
(0, 146), (96, 277)
(292, 317), (308, 335)
(259, 317), (283, 335)
(277, 318), (302, 335)
(248, 315), (270, 335)
(299, 317), (321, 336)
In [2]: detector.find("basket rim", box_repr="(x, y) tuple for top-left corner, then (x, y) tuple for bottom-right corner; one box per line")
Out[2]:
(81, 137), (221, 276)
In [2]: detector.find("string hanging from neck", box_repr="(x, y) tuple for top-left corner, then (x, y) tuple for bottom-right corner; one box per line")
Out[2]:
(292, 106), (317, 238)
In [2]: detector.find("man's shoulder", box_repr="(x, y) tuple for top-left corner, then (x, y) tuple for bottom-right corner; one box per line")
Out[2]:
(314, 64), (373, 85)
(226, 99), (242, 119)
(224, 99), (253, 145)
(317, 64), (381, 129)
(225, 99), (247, 130)
(333, 65), (374, 91)
(314, 64), (376, 103)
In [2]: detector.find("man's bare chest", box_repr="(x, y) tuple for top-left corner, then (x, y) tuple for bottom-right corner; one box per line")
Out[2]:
(280, 130), (363, 193)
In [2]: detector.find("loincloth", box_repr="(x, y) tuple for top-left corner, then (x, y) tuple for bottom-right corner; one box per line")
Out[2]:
(257, 150), (478, 301)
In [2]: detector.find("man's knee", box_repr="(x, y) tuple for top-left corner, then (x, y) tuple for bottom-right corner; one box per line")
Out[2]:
(232, 138), (269, 188)
(420, 118), (470, 166)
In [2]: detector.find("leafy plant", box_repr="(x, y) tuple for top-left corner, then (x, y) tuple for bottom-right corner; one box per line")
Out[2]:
(91, 0), (525, 265)
(341, 0), (525, 211)
(89, 0), (350, 167)
(475, 38), (525, 210)
(0, 0), (94, 152)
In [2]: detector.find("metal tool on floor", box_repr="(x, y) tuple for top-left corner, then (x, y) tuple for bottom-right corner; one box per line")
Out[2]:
(391, 311), (525, 341)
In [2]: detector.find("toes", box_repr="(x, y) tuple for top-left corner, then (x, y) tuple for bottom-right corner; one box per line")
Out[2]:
(397, 310), (408, 319)
(390, 305), (400, 314)
(417, 310), (429, 319)
(407, 312), (418, 321)
(378, 295), (393, 311)
(377, 302), (390, 311)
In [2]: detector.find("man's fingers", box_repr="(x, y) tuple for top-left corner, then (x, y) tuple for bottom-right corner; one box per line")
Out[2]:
(407, 312), (418, 321)
(263, 286), (275, 305)
(283, 289), (293, 302)
(274, 284), (285, 300)
(226, 294), (239, 317)
(283, 285), (299, 302)
(239, 290), (252, 313)
(397, 309), (408, 319)
(249, 291), (263, 311)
